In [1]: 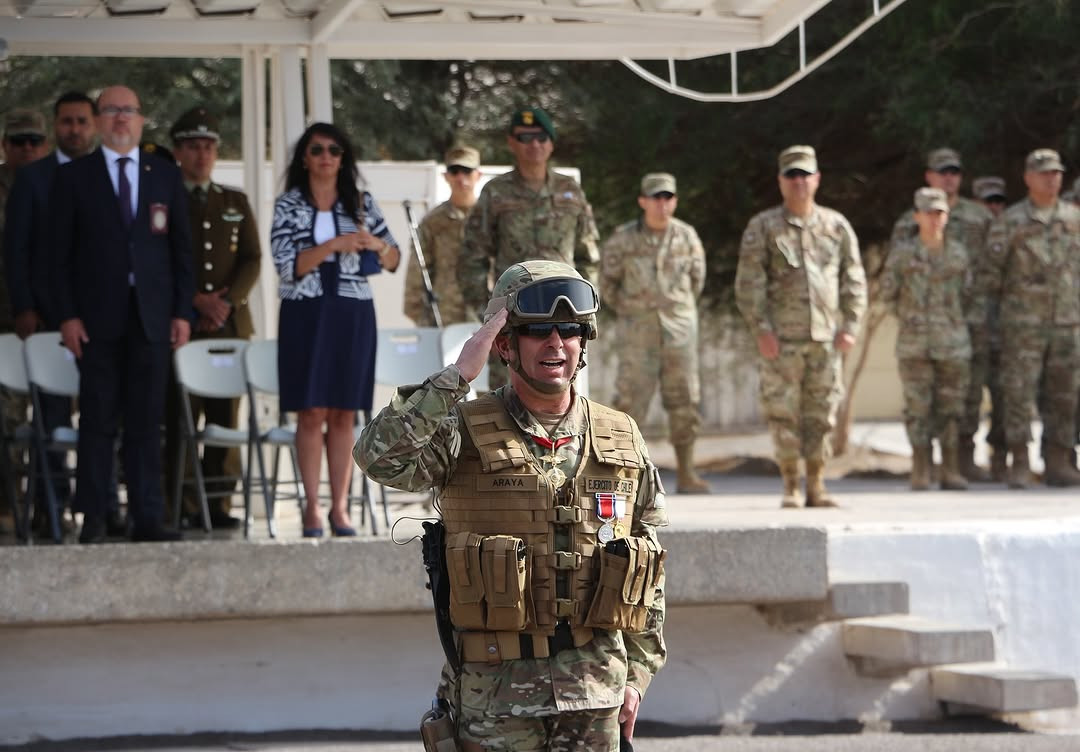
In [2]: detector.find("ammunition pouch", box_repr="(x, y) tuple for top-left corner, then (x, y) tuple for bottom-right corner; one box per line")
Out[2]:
(446, 532), (529, 632)
(585, 536), (665, 633)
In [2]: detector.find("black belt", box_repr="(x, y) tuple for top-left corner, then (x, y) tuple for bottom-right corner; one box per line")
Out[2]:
(519, 622), (575, 659)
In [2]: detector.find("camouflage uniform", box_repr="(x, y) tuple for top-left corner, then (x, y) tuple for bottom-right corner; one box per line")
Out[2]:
(459, 169), (600, 389)
(735, 205), (867, 463)
(600, 217), (705, 441)
(984, 198), (1080, 450)
(354, 368), (667, 751)
(403, 200), (470, 326)
(879, 237), (972, 448)
(0, 163), (15, 332)
(1, 163), (29, 516)
(891, 197), (993, 445)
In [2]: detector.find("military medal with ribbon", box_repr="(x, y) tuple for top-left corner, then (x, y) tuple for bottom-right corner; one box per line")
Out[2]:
(595, 492), (626, 543)
(532, 435), (572, 489)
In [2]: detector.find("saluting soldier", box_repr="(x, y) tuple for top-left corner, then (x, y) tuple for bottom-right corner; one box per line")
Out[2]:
(165, 106), (262, 529)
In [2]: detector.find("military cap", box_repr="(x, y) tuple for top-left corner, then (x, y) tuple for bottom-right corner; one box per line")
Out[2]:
(972, 176), (1007, 201)
(509, 107), (556, 141)
(641, 172), (676, 196)
(445, 144), (480, 169)
(1025, 148), (1064, 173)
(4, 109), (46, 138)
(914, 187), (949, 213)
(926, 148), (962, 171)
(778, 145), (817, 174)
(170, 106), (221, 144)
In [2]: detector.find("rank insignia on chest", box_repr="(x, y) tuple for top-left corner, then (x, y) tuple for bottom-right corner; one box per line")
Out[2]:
(595, 492), (627, 543)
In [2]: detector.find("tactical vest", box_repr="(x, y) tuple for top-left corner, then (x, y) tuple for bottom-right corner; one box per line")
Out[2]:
(441, 394), (657, 663)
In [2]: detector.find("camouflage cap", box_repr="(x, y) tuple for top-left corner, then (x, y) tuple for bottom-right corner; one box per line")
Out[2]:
(778, 145), (817, 174)
(4, 108), (46, 138)
(914, 186), (949, 213)
(445, 143), (480, 169)
(927, 148), (962, 171)
(972, 176), (1007, 201)
(1025, 148), (1064, 173)
(509, 107), (556, 141)
(170, 106), (221, 144)
(641, 172), (676, 196)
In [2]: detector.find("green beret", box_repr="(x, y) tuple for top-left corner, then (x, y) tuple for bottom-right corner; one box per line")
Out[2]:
(509, 107), (556, 141)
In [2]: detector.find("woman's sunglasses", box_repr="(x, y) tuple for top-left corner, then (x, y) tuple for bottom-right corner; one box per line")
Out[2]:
(308, 144), (343, 158)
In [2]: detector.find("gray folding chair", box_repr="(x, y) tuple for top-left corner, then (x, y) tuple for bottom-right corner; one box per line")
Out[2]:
(22, 332), (80, 544)
(368, 327), (446, 526)
(243, 339), (302, 539)
(172, 339), (252, 533)
(0, 333), (34, 541)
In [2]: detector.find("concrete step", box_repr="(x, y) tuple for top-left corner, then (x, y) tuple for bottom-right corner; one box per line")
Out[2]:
(932, 663), (1079, 713)
(758, 580), (909, 627)
(842, 615), (995, 675)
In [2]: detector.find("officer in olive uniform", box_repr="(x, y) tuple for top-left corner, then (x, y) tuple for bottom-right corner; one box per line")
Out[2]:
(165, 106), (262, 529)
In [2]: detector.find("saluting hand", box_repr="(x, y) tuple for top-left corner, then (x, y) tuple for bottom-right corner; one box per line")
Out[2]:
(455, 309), (507, 383)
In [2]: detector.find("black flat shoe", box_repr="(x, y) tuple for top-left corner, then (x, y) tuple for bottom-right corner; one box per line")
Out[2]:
(106, 509), (129, 537)
(209, 512), (243, 530)
(130, 524), (183, 543)
(78, 516), (107, 544)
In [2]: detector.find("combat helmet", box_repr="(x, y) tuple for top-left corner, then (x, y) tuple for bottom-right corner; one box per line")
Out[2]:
(484, 261), (600, 392)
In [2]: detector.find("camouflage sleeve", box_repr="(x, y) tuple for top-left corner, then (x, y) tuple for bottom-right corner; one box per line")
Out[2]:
(980, 216), (1010, 313)
(459, 187), (496, 318)
(353, 365), (471, 492)
(598, 228), (626, 314)
(877, 240), (903, 311)
(574, 199), (601, 285)
(734, 214), (772, 335)
(957, 239), (985, 329)
(403, 218), (434, 325)
(837, 216), (868, 336)
(624, 422), (669, 697)
(688, 225), (707, 299)
(889, 210), (916, 249)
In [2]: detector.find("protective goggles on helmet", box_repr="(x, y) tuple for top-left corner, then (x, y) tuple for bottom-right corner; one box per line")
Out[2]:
(496, 276), (599, 321)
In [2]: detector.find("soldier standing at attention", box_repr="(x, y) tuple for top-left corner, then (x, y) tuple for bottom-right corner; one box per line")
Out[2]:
(971, 175), (1010, 478)
(600, 172), (709, 494)
(891, 148), (994, 482)
(879, 188), (972, 491)
(459, 107), (600, 389)
(403, 144), (481, 327)
(735, 145), (867, 508)
(985, 149), (1080, 489)
(356, 261), (667, 751)
(165, 107), (262, 529)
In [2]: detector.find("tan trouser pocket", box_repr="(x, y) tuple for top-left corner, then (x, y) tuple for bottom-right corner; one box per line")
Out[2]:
(480, 535), (528, 631)
(446, 532), (486, 630)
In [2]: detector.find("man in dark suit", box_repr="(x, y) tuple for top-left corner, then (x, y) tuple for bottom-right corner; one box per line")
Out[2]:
(164, 106), (262, 530)
(51, 85), (194, 543)
(4, 92), (103, 538)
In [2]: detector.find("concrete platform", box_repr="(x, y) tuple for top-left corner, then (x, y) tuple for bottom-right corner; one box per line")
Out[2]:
(932, 664), (1080, 713)
(842, 615), (996, 667)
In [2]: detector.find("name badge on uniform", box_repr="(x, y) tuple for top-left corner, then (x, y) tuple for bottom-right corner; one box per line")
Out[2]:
(595, 492), (627, 543)
(150, 203), (168, 234)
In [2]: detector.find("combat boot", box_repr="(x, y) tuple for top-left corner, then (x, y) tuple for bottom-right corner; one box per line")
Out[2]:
(1044, 444), (1080, 487)
(805, 459), (838, 508)
(958, 436), (992, 482)
(910, 445), (932, 491)
(1007, 444), (1030, 490)
(779, 459), (803, 508)
(674, 442), (710, 494)
(989, 448), (1008, 483)
(940, 444), (969, 490)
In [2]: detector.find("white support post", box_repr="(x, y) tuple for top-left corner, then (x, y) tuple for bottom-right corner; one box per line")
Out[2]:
(307, 44), (334, 124)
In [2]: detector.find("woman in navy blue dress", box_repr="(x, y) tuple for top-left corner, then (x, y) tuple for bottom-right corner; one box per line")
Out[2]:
(271, 123), (400, 537)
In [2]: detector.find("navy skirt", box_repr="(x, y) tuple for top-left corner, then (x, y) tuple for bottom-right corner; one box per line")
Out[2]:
(278, 289), (377, 413)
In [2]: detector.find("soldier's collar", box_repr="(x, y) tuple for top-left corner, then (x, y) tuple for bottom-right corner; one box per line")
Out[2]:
(503, 387), (583, 439)
(184, 180), (212, 194)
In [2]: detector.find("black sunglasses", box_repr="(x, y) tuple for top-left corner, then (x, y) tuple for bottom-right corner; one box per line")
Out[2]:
(447, 165), (475, 175)
(513, 132), (550, 145)
(514, 322), (589, 340)
(934, 166), (962, 175)
(8, 134), (45, 147)
(308, 143), (343, 157)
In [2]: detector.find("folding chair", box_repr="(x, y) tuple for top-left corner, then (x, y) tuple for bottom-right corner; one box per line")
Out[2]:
(243, 339), (302, 539)
(172, 339), (252, 534)
(22, 332), (79, 544)
(368, 327), (446, 526)
(0, 333), (34, 541)
(440, 322), (488, 398)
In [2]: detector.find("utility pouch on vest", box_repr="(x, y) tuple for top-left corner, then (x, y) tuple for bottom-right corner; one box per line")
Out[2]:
(446, 532), (486, 630)
(480, 535), (529, 631)
(420, 699), (460, 752)
(585, 536), (664, 633)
